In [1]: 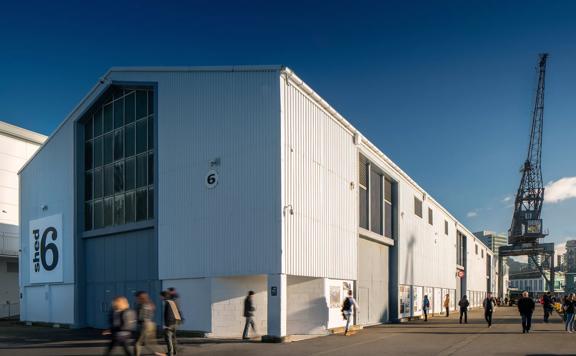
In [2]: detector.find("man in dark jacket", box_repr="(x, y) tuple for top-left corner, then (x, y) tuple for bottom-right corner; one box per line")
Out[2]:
(458, 295), (470, 324)
(517, 291), (535, 333)
(483, 292), (495, 327)
(242, 291), (256, 340)
(543, 292), (553, 323)
(161, 290), (181, 356)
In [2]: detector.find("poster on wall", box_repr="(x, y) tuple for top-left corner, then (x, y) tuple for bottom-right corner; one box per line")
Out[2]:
(29, 214), (63, 284)
(434, 288), (442, 314)
(399, 285), (411, 318)
(424, 287), (434, 314)
(329, 286), (341, 308)
(449, 290), (456, 310)
(413, 286), (423, 315)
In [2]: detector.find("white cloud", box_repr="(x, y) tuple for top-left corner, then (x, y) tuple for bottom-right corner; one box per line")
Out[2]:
(502, 195), (513, 203)
(545, 177), (576, 204)
(466, 211), (478, 218)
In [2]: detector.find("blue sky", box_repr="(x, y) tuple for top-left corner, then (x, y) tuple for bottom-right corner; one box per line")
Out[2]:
(1, 0), (575, 245)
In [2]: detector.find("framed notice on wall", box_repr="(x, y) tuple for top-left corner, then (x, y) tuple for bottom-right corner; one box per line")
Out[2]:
(29, 214), (63, 284)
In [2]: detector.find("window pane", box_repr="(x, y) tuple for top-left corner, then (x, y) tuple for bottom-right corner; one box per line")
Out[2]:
(384, 178), (392, 202)
(136, 188), (147, 221)
(414, 197), (423, 218)
(104, 197), (113, 226)
(125, 92), (135, 124)
(147, 90), (154, 115)
(114, 98), (124, 129)
(148, 187), (154, 219)
(104, 165), (114, 197)
(136, 91), (147, 119)
(114, 195), (125, 225)
(94, 110), (103, 137)
(104, 133), (113, 165)
(85, 118), (93, 140)
(148, 116), (154, 150)
(103, 103), (113, 133)
(385, 202), (392, 238)
(85, 141), (93, 170)
(125, 157), (135, 190)
(136, 119), (147, 154)
(148, 153), (154, 185)
(94, 199), (103, 229)
(94, 137), (103, 168)
(85, 172), (93, 200)
(125, 124), (135, 157)
(428, 208), (433, 225)
(136, 154), (147, 188)
(114, 162), (124, 193)
(85, 202), (93, 230)
(359, 187), (368, 229)
(94, 168), (103, 199)
(370, 170), (383, 234)
(125, 191), (135, 223)
(114, 129), (124, 161)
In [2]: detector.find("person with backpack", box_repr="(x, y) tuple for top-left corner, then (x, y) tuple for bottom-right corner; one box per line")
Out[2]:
(458, 295), (470, 324)
(341, 290), (359, 336)
(103, 296), (136, 356)
(134, 291), (164, 356)
(483, 292), (495, 327)
(422, 295), (431, 322)
(517, 291), (535, 333)
(161, 290), (182, 356)
(242, 291), (257, 340)
(543, 291), (553, 323)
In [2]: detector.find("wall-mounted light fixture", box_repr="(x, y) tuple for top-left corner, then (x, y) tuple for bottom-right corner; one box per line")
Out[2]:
(41, 205), (48, 211)
(1, 210), (7, 214)
(283, 205), (294, 216)
(209, 158), (221, 167)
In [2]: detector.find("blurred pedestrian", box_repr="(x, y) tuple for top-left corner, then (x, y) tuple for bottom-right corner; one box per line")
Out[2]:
(341, 290), (359, 336)
(444, 294), (450, 317)
(161, 290), (182, 356)
(543, 291), (553, 323)
(243, 291), (257, 339)
(458, 295), (469, 324)
(563, 294), (575, 333)
(483, 292), (495, 327)
(423, 295), (430, 321)
(103, 296), (136, 356)
(517, 291), (535, 333)
(134, 291), (165, 356)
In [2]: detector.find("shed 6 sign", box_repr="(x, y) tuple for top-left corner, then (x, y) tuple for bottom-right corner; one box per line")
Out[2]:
(29, 214), (63, 283)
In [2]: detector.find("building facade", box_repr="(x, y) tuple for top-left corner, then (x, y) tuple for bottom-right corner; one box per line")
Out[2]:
(474, 231), (509, 298)
(509, 271), (565, 294)
(0, 121), (46, 318)
(19, 67), (494, 337)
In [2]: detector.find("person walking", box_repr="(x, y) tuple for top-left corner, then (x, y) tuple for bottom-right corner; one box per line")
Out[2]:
(161, 290), (182, 356)
(443, 294), (450, 317)
(134, 291), (165, 356)
(341, 290), (359, 336)
(423, 295), (430, 322)
(483, 292), (495, 327)
(543, 291), (553, 323)
(243, 291), (257, 340)
(563, 294), (575, 333)
(103, 296), (136, 356)
(517, 291), (535, 333)
(458, 295), (469, 324)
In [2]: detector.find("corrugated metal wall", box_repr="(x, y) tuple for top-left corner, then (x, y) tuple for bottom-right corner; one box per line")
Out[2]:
(282, 77), (357, 280)
(109, 69), (284, 279)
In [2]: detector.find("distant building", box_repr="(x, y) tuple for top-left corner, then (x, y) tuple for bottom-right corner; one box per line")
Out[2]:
(509, 270), (565, 294)
(0, 121), (46, 318)
(564, 241), (576, 292)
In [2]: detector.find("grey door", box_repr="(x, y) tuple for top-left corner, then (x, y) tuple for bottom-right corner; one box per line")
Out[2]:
(357, 237), (389, 324)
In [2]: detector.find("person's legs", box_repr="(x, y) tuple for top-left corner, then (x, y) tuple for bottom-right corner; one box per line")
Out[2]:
(344, 313), (351, 335)
(526, 312), (532, 332)
(544, 308), (550, 323)
(459, 310), (463, 323)
(104, 339), (116, 356)
(446, 307), (449, 317)
(488, 311), (492, 326)
(134, 330), (145, 356)
(521, 314), (527, 332)
(120, 338), (132, 356)
(424, 309), (428, 321)
(464, 310), (468, 323)
(243, 317), (251, 339)
(165, 327), (175, 356)
(566, 313), (574, 332)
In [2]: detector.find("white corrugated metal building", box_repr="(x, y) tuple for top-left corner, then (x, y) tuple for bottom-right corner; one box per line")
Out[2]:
(18, 66), (493, 339)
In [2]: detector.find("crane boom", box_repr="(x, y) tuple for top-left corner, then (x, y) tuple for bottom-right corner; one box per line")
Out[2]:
(508, 53), (548, 245)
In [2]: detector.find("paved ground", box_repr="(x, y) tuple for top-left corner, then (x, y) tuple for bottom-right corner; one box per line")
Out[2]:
(0, 306), (574, 355)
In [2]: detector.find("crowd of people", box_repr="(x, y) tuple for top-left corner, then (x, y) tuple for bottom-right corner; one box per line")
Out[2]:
(103, 288), (182, 356)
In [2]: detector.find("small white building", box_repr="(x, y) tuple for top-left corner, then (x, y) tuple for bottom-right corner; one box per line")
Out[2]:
(18, 66), (493, 338)
(0, 121), (46, 318)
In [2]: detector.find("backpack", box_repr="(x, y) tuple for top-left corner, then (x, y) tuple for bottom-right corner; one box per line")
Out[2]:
(342, 297), (352, 312)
